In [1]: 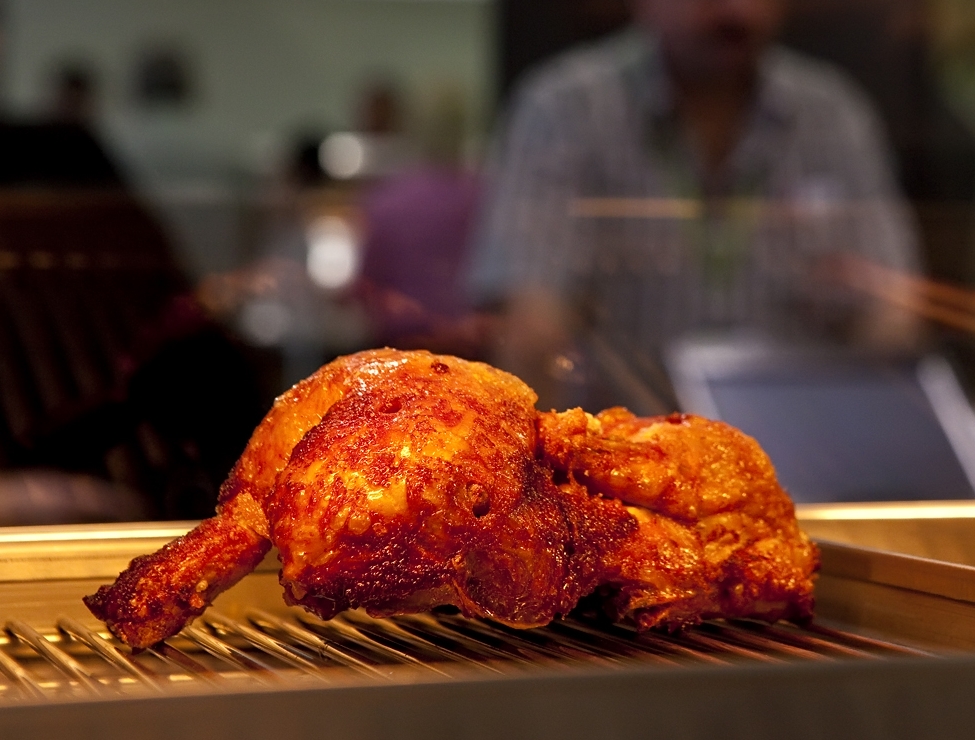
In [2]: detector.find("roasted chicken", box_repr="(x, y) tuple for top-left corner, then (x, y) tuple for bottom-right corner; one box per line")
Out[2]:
(85, 349), (818, 648)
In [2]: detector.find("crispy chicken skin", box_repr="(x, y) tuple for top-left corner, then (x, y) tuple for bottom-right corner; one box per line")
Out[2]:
(540, 409), (818, 627)
(270, 365), (637, 627)
(86, 350), (817, 649)
(86, 349), (415, 647)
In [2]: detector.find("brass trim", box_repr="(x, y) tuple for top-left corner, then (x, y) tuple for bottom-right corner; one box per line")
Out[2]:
(798, 501), (975, 521)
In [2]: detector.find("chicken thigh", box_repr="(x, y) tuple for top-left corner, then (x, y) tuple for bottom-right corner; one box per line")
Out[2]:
(540, 408), (818, 627)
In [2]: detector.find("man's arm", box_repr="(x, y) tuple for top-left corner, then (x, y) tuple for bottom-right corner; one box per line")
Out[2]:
(784, 54), (924, 350)
(825, 75), (924, 349)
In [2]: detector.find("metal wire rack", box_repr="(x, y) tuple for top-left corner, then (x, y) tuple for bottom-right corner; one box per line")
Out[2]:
(0, 609), (933, 704)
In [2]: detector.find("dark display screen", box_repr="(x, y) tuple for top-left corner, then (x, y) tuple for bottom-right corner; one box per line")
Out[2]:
(709, 368), (975, 503)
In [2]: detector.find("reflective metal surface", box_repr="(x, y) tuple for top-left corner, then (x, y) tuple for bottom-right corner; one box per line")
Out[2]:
(0, 608), (926, 704)
(799, 500), (975, 565)
(1, 513), (975, 738)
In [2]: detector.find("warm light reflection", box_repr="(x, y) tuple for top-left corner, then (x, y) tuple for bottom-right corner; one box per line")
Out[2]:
(319, 132), (366, 180)
(240, 298), (292, 346)
(569, 196), (896, 220)
(0, 523), (196, 542)
(798, 501), (975, 520)
(306, 216), (359, 290)
(833, 254), (975, 337)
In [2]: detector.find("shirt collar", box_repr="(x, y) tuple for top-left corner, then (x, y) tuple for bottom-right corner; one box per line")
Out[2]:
(625, 29), (795, 129)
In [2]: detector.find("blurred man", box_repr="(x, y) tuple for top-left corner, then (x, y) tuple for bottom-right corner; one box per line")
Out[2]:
(471, 0), (919, 404)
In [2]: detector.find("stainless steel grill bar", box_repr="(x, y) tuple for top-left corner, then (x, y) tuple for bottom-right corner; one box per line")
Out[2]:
(486, 621), (630, 668)
(804, 623), (934, 657)
(341, 611), (506, 674)
(394, 614), (540, 667)
(0, 637), (46, 700)
(0, 611), (945, 704)
(430, 613), (586, 665)
(697, 622), (831, 662)
(149, 641), (220, 684)
(202, 612), (324, 677)
(245, 609), (390, 679)
(729, 620), (878, 660)
(544, 620), (681, 666)
(181, 625), (276, 681)
(610, 623), (731, 665)
(674, 629), (785, 663)
(298, 613), (453, 677)
(6, 620), (104, 695)
(55, 617), (161, 691)
(427, 613), (557, 662)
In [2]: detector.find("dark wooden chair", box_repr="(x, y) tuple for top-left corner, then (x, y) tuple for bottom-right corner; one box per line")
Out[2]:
(0, 189), (263, 522)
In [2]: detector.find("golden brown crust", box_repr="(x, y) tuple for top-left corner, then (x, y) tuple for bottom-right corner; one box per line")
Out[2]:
(539, 409), (819, 628)
(86, 350), (818, 648)
(85, 350), (451, 647)
(268, 352), (622, 626)
(221, 348), (424, 510)
(83, 494), (271, 648)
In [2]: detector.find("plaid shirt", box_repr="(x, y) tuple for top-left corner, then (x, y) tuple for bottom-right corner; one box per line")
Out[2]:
(470, 30), (919, 351)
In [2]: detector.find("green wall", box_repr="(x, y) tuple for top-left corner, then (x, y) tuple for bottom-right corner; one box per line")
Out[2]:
(3, 0), (495, 182)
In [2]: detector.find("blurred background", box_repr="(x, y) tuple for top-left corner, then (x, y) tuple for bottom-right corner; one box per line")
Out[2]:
(4, 0), (975, 522)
